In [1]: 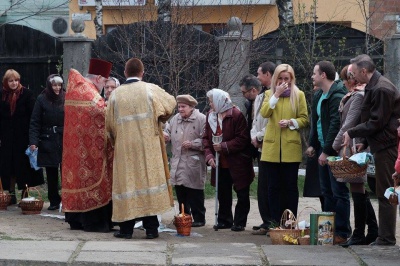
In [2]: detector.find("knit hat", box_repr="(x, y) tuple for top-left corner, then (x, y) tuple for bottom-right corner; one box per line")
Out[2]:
(88, 58), (113, 78)
(176, 94), (198, 107)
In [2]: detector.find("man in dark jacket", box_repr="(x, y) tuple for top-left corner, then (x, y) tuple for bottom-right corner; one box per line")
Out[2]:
(343, 54), (400, 246)
(306, 61), (350, 245)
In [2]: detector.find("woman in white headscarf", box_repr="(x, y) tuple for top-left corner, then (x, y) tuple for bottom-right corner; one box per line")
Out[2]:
(203, 88), (255, 232)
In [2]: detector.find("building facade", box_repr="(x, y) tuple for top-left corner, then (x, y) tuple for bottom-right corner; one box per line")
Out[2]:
(70, 0), (369, 39)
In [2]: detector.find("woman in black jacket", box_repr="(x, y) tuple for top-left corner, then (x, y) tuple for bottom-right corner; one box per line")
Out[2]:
(0, 69), (44, 204)
(29, 74), (65, 210)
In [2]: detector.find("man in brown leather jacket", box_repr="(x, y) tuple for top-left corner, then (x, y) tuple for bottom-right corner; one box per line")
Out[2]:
(343, 54), (400, 246)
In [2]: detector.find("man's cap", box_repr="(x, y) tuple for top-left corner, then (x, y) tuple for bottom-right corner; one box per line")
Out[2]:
(176, 94), (198, 107)
(88, 58), (113, 78)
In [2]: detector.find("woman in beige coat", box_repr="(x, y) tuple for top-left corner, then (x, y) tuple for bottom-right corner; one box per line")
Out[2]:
(163, 95), (207, 227)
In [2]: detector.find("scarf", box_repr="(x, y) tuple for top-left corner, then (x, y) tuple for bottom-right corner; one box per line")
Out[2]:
(207, 89), (233, 134)
(44, 74), (65, 106)
(280, 88), (291, 97)
(2, 83), (23, 116)
(338, 84), (365, 112)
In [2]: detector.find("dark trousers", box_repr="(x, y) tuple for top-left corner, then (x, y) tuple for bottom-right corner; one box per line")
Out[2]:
(374, 147), (397, 245)
(257, 160), (273, 228)
(175, 185), (206, 223)
(264, 162), (299, 223)
(318, 148), (351, 238)
(218, 168), (250, 227)
(46, 166), (61, 206)
(119, 215), (159, 236)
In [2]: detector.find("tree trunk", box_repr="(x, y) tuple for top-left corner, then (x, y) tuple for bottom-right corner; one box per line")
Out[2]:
(94, 0), (103, 38)
(276, 0), (294, 28)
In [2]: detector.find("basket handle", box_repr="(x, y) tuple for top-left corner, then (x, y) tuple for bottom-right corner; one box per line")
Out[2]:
(298, 206), (317, 220)
(23, 186), (42, 200)
(340, 139), (358, 160)
(280, 209), (297, 229)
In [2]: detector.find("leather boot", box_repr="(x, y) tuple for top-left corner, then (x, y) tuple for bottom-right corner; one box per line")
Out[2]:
(365, 191), (378, 245)
(9, 191), (17, 205)
(340, 192), (366, 247)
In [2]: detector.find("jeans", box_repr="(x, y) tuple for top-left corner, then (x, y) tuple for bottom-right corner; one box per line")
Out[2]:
(318, 148), (351, 238)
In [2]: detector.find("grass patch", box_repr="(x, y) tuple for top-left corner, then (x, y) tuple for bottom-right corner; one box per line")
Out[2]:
(203, 174), (306, 199)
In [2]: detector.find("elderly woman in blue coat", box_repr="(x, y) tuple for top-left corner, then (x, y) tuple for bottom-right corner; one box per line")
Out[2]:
(260, 64), (309, 224)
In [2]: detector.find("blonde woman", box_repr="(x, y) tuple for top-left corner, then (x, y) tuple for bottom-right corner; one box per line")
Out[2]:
(260, 64), (309, 224)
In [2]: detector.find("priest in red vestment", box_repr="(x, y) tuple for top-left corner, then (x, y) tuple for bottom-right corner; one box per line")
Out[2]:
(62, 58), (114, 232)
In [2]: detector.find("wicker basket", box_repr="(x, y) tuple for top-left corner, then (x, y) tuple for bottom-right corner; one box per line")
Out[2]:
(328, 145), (368, 180)
(298, 236), (311, 245)
(0, 186), (11, 210)
(296, 207), (316, 245)
(19, 187), (44, 215)
(173, 214), (192, 236)
(0, 180), (11, 210)
(270, 209), (310, 245)
(173, 203), (192, 236)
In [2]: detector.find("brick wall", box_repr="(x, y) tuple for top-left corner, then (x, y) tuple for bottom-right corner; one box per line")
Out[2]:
(369, 0), (400, 39)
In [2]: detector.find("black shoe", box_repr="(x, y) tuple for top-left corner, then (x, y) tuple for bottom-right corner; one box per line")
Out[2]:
(114, 231), (132, 239)
(8, 194), (17, 205)
(339, 236), (366, 247)
(47, 205), (60, 211)
(231, 225), (245, 232)
(252, 223), (268, 230)
(192, 222), (205, 227)
(213, 223), (232, 230)
(146, 233), (159, 239)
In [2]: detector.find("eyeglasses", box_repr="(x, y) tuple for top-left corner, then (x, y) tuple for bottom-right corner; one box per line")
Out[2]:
(241, 88), (253, 95)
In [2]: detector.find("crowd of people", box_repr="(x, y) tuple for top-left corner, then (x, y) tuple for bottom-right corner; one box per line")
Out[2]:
(1, 54), (399, 246)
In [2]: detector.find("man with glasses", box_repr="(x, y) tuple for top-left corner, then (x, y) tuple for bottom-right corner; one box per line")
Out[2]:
(239, 69), (275, 235)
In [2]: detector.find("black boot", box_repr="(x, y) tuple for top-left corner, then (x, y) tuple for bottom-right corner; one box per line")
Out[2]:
(9, 191), (17, 205)
(340, 192), (367, 247)
(365, 191), (378, 245)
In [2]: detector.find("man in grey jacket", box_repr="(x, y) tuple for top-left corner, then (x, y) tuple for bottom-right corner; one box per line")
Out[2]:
(343, 54), (400, 246)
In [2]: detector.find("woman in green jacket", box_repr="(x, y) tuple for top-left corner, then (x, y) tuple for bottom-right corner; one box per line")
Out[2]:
(260, 64), (309, 223)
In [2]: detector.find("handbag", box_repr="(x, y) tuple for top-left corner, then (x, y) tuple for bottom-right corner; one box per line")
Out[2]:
(328, 139), (367, 183)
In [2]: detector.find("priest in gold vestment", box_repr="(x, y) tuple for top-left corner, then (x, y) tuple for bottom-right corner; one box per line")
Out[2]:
(106, 58), (176, 239)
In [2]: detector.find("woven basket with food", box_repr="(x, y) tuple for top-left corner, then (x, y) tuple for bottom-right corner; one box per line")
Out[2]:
(173, 203), (192, 236)
(269, 209), (311, 245)
(19, 186), (44, 215)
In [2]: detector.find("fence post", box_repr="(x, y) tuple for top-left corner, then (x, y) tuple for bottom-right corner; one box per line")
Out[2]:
(217, 17), (251, 113)
(385, 33), (400, 90)
(60, 19), (93, 88)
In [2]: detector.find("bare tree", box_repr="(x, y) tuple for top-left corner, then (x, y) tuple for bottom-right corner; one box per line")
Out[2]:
(0, 0), (69, 27)
(92, 3), (269, 111)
